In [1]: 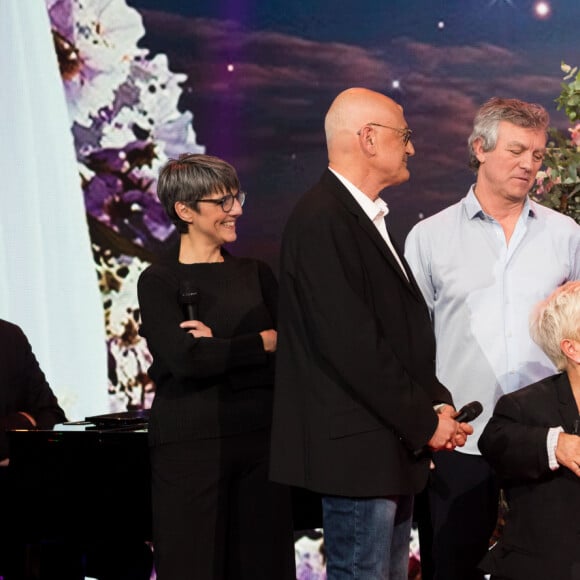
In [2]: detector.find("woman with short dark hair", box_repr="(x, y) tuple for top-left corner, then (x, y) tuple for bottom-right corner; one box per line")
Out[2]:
(138, 153), (295, 580)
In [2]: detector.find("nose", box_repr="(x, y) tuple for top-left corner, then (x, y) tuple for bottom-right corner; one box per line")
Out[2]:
(230, 196), (243, 216)
(519, 151), (534, 172)
(406, 139), (415, 157)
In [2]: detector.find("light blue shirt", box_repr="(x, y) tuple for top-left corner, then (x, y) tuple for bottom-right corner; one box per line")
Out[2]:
(404, 186), (580, 454)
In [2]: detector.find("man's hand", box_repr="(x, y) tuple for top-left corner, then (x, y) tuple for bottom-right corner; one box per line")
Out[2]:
(427, 413), (460, 451)
(453, 422), (474, 447)
(18, 411), (37, 428)
(555, 432), (580, 477)
(436, 404), (474, 448)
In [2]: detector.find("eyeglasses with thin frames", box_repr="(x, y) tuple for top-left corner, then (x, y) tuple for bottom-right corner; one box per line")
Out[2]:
(197, 191), (246, 213)
(356, 122), (413, 146)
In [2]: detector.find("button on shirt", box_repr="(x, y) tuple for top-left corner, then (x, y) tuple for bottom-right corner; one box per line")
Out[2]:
(329, 167), (409, 281)
(404, 186), (580, 454)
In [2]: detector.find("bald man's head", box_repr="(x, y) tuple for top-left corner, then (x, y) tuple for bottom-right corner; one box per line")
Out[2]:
(324, 88), (402, 149)
(323, 88), (414, 195)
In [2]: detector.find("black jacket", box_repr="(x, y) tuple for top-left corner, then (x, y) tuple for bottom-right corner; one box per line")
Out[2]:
(0, 320), (67, 460)
(479, 372), (580, 580)
(270, 170), (452, 497)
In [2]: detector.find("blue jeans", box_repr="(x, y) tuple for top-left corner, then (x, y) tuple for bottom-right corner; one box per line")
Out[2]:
(322, 494), (413, 580)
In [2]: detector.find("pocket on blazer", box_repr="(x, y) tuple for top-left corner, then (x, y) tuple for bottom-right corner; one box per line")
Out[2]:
(329, 407), (383, 439)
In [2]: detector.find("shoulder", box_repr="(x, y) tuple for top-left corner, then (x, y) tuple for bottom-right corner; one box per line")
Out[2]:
(139, 260), (175, 279)
(531, 201), (580, 234)
(137, 260), (180, 292)
(407, 199), (464, 238)
(0, 321), (29, 361)
(0, 319), (25, 343)
(0, 319), (21, 334)
(405, 200), (465, 257)
(284, 175), (359, 249)
(289, 192), (336, 228)
(498, 373), (562, 408)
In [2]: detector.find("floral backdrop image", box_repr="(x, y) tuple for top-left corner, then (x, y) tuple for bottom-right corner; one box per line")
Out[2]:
(48, 0), (199, 411)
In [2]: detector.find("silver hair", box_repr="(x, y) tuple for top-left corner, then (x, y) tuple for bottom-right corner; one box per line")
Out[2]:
(467, 97), (549, 173)
(156, 153), (240, 234)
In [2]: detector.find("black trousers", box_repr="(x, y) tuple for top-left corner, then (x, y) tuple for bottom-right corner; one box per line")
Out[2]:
(417, 451), (500, 580)
(151, 429), (295, 580)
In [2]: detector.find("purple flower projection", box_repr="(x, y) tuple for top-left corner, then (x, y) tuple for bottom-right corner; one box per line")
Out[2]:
(47, 0), (204, 409)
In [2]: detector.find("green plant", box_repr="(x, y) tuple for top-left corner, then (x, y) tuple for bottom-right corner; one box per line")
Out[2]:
(531, 63), (580, 223)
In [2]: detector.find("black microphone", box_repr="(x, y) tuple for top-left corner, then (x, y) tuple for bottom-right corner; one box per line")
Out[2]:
(179, 281), (199, 321)
(413, 401), (483, 459)
(454, 401), (483, 423)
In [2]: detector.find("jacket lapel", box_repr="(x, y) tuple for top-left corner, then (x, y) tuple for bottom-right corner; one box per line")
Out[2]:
(556, 373), (580, 433)
(323, 170), (420, 297)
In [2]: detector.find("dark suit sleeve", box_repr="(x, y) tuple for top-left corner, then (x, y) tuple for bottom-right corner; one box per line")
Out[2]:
(288, 211), (440, 450)
(478, 393), (551, 480)
(0, 322), (67, 460)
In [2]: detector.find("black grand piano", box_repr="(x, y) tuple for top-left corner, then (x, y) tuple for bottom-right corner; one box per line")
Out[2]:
(6, 411), (321, 548)
(7, 411), (152, 545)
(3, 412), (153, 579)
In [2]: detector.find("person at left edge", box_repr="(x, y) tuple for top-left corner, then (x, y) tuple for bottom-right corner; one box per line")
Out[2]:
(137, 153), (295, 580)
(0, 319), (67, 577)
(0, 319), (67, 465)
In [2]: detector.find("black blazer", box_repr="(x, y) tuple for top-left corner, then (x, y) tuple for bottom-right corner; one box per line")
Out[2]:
(269, 170), (452, 497)
(479, 373), (580, 580)
(0, 320), (67, 460)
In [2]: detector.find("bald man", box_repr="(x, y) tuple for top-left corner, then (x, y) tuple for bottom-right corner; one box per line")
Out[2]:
(270, 88), (471, 579)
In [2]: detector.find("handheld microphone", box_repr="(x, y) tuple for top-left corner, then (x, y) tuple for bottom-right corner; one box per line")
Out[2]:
(413, 401), (483, 459)
(179, 281), (199, 321)
(454, 401), (483, 423)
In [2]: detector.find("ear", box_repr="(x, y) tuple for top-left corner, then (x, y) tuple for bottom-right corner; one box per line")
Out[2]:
(560, 338), (580, 364)
(174, 201), (194, 225)
(472, 137), (487, 164)
(358, 125), (376, 154)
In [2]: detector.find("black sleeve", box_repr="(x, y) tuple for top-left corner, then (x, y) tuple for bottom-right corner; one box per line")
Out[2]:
(478, 393), (551, 480)
(137, 266), (268, 381)
(0, 323), (67, 460)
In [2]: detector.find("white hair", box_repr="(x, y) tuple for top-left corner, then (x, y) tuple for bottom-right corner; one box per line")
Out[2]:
(529, 281), (580, 370)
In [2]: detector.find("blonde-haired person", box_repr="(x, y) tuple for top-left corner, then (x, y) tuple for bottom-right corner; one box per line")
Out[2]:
(478, 280), (580, 580)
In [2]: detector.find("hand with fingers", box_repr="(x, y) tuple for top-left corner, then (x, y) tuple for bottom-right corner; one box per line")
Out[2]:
(555, 431), (580, 477)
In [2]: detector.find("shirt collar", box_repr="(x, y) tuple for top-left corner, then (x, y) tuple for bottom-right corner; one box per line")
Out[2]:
(464, 184), (537, 221)
(329, 167), (389, 221)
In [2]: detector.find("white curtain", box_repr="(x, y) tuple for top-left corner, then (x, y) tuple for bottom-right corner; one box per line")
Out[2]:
(0, 0), (108, 420)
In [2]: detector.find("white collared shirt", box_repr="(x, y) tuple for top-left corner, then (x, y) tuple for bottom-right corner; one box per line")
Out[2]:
(329, 167), (409, 281)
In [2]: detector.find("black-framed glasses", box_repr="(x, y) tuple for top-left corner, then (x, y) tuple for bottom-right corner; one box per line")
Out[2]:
(197, 191), (246, 212)
(357, 122), (413, 146)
